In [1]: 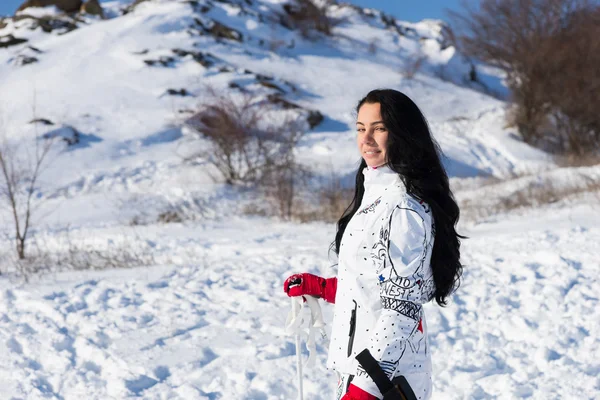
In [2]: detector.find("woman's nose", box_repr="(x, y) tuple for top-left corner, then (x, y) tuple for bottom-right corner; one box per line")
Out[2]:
(361, 131), (375, 144)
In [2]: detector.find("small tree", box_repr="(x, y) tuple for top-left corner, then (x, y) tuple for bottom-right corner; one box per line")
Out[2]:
(449, 0), (600, 156)
(260, 138), (309, 220)
(0, 136), (54, 260)
(184, 89), (305, 185)
(400, 52), (427, 80)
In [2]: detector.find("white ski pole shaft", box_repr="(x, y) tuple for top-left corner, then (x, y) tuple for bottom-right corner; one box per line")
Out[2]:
(292, 298), (304, 400)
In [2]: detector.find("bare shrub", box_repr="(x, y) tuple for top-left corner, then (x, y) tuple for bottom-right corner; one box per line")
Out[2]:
(245, 165), (354, 223)
(0, 228), (155, 281)
(184, 89), (305, 185)
(554, 153), (600, 168)
(127, 193), (211, 226)
(309, 168), (354, 223)
(367, 39), (377, 55)
(542, 8), (600, 155)
(260, 152), (310, 221)
(158, 195), (210, 223)
(449, 0), (600, 156)
(459, 169), (600, 221)
(281, 0), (338, 39)
(400, 52), (427, 80)
(434, 64), (450, 82)
(0, 135), (55, 260)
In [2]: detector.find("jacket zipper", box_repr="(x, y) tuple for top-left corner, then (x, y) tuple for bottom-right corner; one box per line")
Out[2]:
(347, 300), (357, 357)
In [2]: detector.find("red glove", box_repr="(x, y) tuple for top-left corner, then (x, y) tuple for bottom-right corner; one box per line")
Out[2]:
(283, 273), (337, 304)
(341, 384), (378, 400)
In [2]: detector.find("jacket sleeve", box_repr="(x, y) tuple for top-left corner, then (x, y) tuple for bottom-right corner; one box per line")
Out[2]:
(351, 205), (431, 398)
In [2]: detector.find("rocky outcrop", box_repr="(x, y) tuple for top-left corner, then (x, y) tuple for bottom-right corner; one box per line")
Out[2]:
(193, 18), (243, 42)
(80, 0), (104, 18)
(123, 0), (150, 14)
(12, 14), (78, 33)
(0, 34), (28, 48)
(17, 0), (83, 14)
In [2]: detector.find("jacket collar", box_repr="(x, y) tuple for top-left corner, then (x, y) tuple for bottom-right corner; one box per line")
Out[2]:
(363, 164), (405, 195)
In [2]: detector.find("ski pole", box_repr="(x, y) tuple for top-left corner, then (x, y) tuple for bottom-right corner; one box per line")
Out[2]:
(292, 297), (304, 400)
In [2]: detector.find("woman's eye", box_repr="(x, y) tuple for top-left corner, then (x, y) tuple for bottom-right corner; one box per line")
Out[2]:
(375, 127), (386, 132)
(357, 128), (365, 133)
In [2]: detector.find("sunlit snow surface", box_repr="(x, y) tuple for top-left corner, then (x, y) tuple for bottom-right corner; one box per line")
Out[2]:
(0, 0), (598, 399)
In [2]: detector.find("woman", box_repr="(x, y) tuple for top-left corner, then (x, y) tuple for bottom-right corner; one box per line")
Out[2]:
(283, 89), (464, 400)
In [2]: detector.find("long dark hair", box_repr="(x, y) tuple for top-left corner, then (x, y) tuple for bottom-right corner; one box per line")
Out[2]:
(333, 89), (464, 306)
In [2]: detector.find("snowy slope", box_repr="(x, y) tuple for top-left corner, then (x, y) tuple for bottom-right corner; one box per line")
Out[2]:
(0, 0), (598, 399)
(1, 209), (599, 399)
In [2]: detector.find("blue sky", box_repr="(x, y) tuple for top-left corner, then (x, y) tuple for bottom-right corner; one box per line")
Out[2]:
(0, 0), (464, 21)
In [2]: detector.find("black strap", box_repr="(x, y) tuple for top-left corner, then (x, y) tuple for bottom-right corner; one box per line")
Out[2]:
(355, 349), (395, 395)
(346, 375), (354, 393)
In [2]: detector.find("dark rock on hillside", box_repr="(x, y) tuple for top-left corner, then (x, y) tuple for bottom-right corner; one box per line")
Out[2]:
(265, 94), (324, 129)
(438, 22), (454, 51)
(193, 18), (243, 42)
(165, 88), (192, 97)
(171, 49), (219, 68)
(0, 35), (28, 48)
(10, 55), (39, 66)
(257, 78), (285, 93)
(12, 14), (78, 33)
(30, 118), (55, 125)
(144, 56), (176, 67)
(17, 0), (82, 14)
(306, 110), (324, 129)
(266, 94), (300, 110)
(122, 0), (150, 14)
(80, 0), (104, 18)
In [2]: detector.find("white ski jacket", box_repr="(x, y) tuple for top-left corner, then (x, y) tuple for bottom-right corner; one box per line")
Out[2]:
(327, 165), (435, 399)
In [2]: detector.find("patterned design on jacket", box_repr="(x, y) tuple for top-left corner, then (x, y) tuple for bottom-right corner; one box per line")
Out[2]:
(380, 298), (421, 321)
(371, 225), (388, 274)
(356, 359), (398, 379)
(380, 207), (430, 302)
(357, 197), (381, 215)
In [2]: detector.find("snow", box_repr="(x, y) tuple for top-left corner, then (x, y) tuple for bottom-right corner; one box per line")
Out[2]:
(0, 0), (598, 398)
(15, 6), (62, 18)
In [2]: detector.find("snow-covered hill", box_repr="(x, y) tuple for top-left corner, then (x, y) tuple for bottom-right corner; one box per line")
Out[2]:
(0, 0), (598, 399)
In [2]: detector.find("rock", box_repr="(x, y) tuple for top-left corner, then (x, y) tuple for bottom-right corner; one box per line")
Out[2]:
(165, 88), (192, 97)
(266, 94), (300, 110)
(10, 55), (39, 66)
(123, 0), (150, 14)
(12, 14), (78, 33)
(144, 56), (176, 67)
(306, 110), (324, 129)
(80, 0), (104, 18)
(17, 0), (83, 14)
(172, 49), (219, 68)
(29, 118), (55, 125)
(194, 18), (243, 42)
(257, 79), (285, 93)
(0, 35), (28, 48)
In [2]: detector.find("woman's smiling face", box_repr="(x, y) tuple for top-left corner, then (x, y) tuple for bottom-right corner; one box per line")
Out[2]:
(356, 102), (388, 167)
